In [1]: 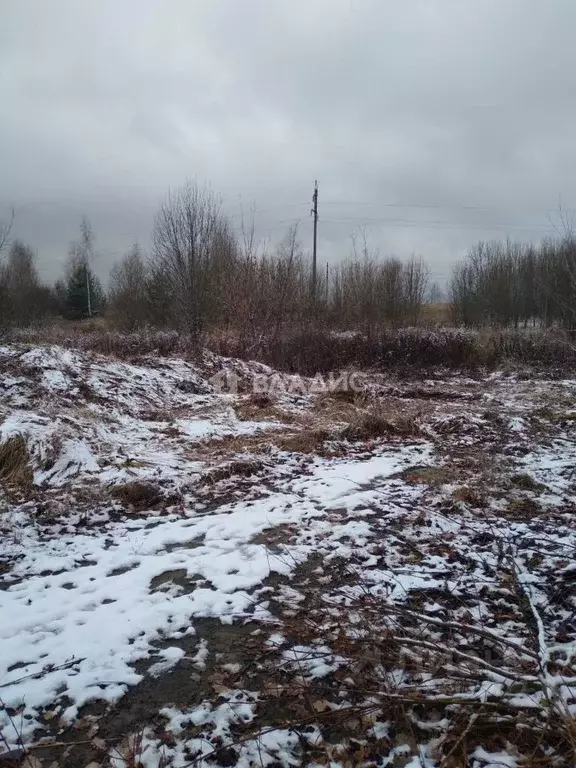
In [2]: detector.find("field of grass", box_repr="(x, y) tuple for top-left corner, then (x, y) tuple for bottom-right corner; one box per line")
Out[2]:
(0, 341), (575, 767)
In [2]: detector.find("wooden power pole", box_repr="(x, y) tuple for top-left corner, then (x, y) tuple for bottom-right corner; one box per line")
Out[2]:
(85, 260), (92, 318)
(311, 180), (318, 304)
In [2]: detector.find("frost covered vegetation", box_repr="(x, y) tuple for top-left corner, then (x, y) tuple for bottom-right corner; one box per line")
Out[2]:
(7, 326), (576, 376)
(0, 343), (575, 767)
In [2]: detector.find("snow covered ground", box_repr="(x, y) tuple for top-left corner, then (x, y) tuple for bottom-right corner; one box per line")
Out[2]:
(0, 345), (575, 767)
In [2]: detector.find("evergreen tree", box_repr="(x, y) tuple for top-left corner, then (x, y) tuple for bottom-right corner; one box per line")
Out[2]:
(62, 217), (105, 319)
(64, 258), (105, 319)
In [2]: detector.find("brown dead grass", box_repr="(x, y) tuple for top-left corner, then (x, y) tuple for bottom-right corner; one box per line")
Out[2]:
(318, 389), (359, 405)
(277, 428), (332, 454)
(452, 485), (486, 508)
(507, 497), (542, 517)
(401, 465), (454, 486)
(110, 481), (163, 510)
(341, 411), (422, 441)
(312, 392), (363, 423)
(201, 459), (265, 484)
(141, 407), (177, 422)
(161, 425), (181, 438)
(235, 393), (296, 424)
(39, 433), (63, 472)
(247, 393), (273, 408)
(510, 473), (545, 492)
(188, 430), (284, 460)
(76, 380), (108, 404)
(419, 301), (451, 326)
(0, 434), (33, 490)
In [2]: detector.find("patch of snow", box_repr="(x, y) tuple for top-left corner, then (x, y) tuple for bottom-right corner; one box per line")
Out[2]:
(147, 647), (186, 679)
(35, 438), (99, 486)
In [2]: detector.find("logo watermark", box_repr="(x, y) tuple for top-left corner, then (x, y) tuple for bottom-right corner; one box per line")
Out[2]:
(209, 370), (368, 396)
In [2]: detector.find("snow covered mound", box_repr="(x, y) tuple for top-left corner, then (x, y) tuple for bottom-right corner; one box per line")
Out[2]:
(0, 344), (281, 495)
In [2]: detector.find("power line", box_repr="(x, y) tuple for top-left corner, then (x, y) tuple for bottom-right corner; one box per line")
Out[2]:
(229, 216), (557, 235)
(314, 200), (576, 215)
(320, 217), (556, 232)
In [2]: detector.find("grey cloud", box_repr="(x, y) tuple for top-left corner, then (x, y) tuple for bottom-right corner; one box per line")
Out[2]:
(1, 0), (576, 285)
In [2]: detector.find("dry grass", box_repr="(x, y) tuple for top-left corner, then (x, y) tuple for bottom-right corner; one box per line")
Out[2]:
(452, 485), (486, 507)
(507, 497), (542, 517)
(235, 393), (295, 424)
(110, 481), (163, 511)
(419, 301), (451, 326)
(188, 430), (284, 460)
(563, 716), (576, 763)
(510, 473), (546, 492)
(140, 407), (177, 423)
(277, 428), (332, 454)
(112, 727), (169, 768)
(39, 434), (63, 473)
(0, 435), (33, 491)
(401, 465), (454, 486)
(75, 380), (108, 404)
(201, 459), (265, 484)
(319, 389), (359, 405)
(252, 523), (296, 547)
(341, 410), (422, 441)
(312, 391), (364, 423)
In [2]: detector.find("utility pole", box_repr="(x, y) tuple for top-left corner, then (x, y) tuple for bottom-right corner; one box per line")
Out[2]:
(80, 217), (93, 318)
(85, 260), (92, 318)
(311, 180), (318, 305)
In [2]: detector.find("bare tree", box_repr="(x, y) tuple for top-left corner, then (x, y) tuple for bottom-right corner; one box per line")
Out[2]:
(108, 244), (149, 330)
(271, 224), (302, 344)
(449, 234), (576, 330)
(427, 281), (444, 303)
(0, 206), (15, 255)
(152, 181), (235, 340)
(0, 240), (54, 327)
(402, 255), (429, 325)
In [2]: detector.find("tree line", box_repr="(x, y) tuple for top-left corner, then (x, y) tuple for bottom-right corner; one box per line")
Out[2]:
(0, 183), (429, 343)
(1, 181), (574, 340)
(450, 237), (576, 329)
(0, 214), (106, 328)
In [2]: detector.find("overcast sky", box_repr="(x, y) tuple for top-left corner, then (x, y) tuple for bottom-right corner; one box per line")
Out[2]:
(2, 0), (576, 285)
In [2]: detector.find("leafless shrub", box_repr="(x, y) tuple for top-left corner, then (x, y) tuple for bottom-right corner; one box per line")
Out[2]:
(234, 327), (482, 374)
(108, 244), (149, 331)
(7, 322), (576, 375)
